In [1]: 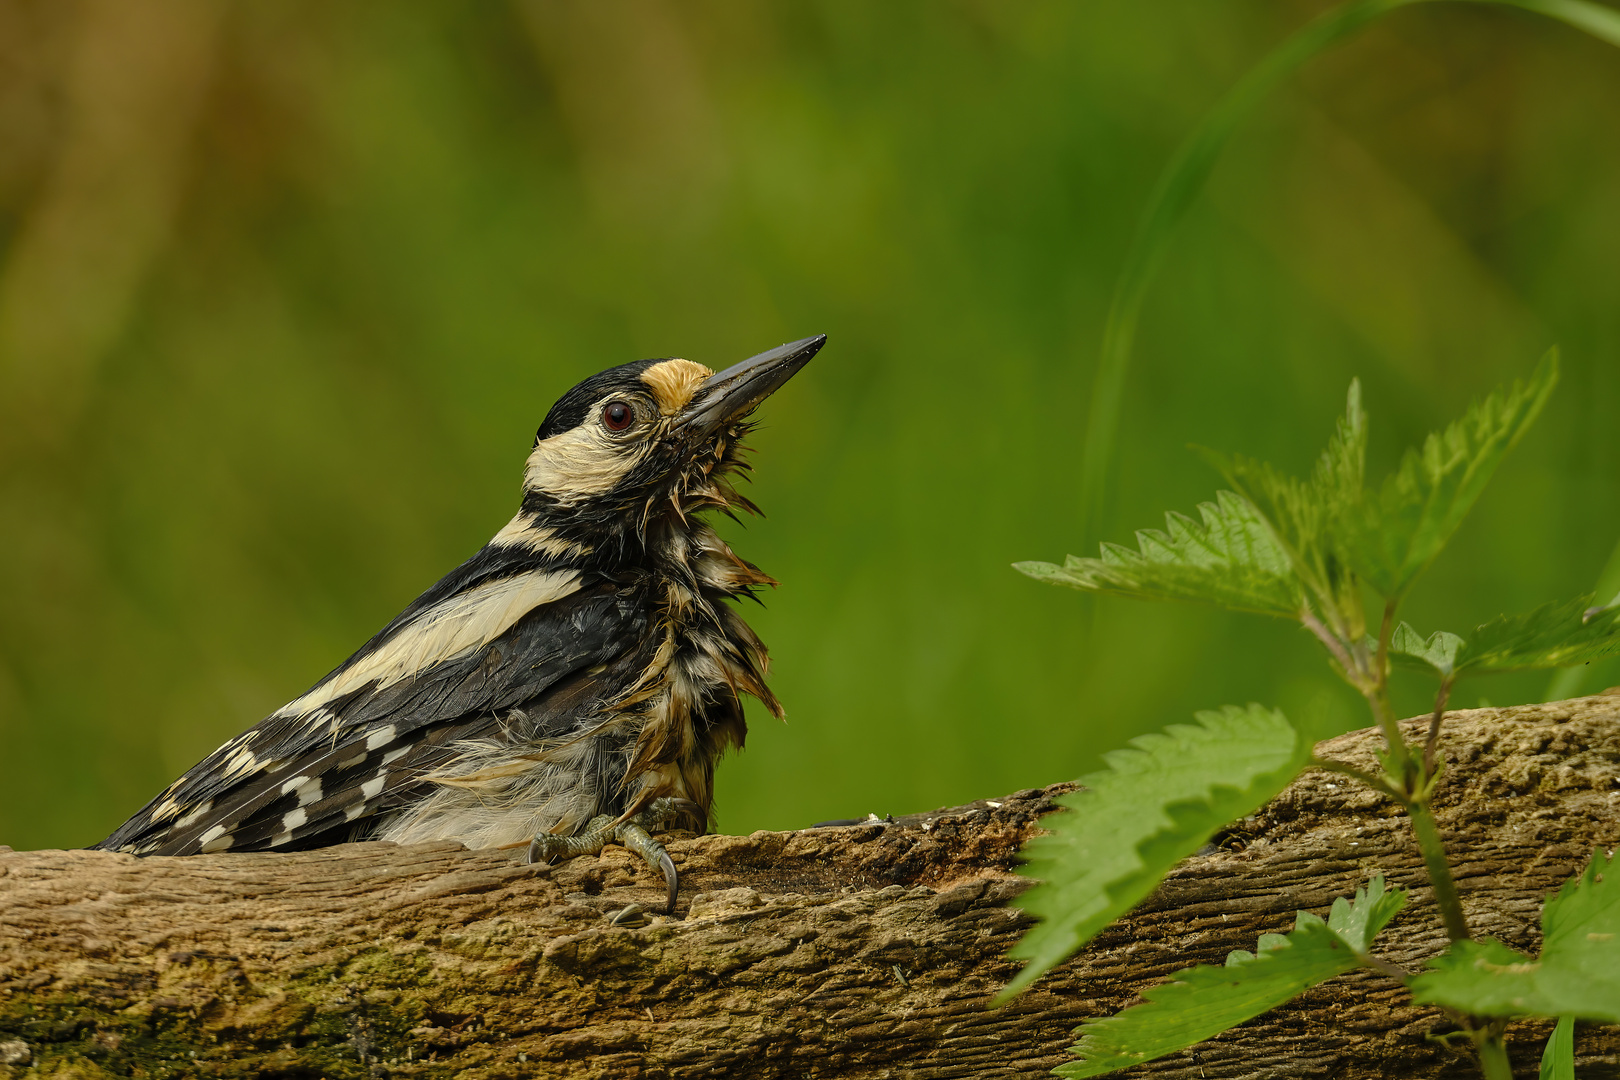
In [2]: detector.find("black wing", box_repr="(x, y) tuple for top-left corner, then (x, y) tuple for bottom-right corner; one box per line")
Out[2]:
(97, 549), (646, 855)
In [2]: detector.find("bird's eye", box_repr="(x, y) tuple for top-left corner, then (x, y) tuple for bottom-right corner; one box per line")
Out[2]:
(602, 401), (634, 432)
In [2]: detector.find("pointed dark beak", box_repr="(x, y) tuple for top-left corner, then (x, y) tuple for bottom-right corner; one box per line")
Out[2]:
(681, 334), (824, 436)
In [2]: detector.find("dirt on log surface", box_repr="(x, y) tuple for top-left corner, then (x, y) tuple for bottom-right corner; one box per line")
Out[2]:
(3, 695), (1620, 1080)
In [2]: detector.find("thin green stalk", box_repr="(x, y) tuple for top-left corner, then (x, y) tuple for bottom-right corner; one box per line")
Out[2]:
(1409, 803), (1471, 943)
(1424, 674), (1456, 777)
(1374, 600), (1396, 694)
(1369, 600), (1421, 791)
(1363, 680), (1416, 789)
(1311, 756), (1406, 802)
(1077, 0), (1620, 545)
(1474, 1026), (1515, 1080)
(1301, 607), (1360, 686)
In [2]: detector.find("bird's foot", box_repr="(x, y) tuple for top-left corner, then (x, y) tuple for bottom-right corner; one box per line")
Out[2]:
(526, 797), (700, 915)
(525, 813), (616, 865)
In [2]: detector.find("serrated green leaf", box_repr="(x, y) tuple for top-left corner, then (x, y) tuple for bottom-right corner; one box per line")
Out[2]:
(1058, 879), (1404, 1078)
(999, 705), (1307, 1001)
(1454, 595), (1620, 674)
(1015, 491), (1302, 618)
(1343, 351), (1558, 599)
(1387, 622), (1464, 677)
(1540, 1016), (1574, 1080)
(1411, 852), (1620, 1022)
(1198, 381), (1368, 624)
(1325, 874), (1408, 952)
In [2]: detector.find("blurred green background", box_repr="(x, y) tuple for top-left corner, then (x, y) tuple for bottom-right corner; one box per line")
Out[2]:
(2, 1), (1618, 851)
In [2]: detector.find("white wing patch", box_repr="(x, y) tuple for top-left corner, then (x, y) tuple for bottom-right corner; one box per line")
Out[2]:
(198, 825), (233, 853)
(223, 746), (261, 779)
(174, 800), (213, 829)
(279, 775), (323, 806)
(276, 569), (581, 725)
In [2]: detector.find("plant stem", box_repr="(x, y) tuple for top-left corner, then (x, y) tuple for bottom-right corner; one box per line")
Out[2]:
(1310, 757), (1405, 802)
(1409, 803), (1471, 943)
(1359, 954), (1413, 981)
(1423, 675), (1455, 777)
(1374, 600), (1395, 691)
(1362, 682), (1415, 788)
(1473, 1027), (1514, 1080)
(1301, 606), (1358, 681)
(1369, 599), (1418, 790)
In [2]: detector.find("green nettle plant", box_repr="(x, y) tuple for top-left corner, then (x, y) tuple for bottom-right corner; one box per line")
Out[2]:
(999, 355), (1620, 1079)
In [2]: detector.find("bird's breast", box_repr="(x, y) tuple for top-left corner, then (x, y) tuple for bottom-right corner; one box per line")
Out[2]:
(612, 525), (779, 819)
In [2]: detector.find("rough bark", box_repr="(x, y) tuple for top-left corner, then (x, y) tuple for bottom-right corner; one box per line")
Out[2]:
(3, 694), (1620, 1080)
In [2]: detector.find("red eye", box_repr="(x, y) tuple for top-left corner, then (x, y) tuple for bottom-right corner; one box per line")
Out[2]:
(602, 401), (634, 432)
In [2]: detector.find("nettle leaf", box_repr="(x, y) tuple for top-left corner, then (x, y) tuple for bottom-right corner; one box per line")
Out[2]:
(1411, 852), (1620, 1022)
(1453, 595), (1620, 674)
(1324, 874), (1408, 952)
(1059, 878), (1404, 1078)
(1015, 491), (1302, 618)
(1200, 381), (1368, 623)
(1387, 622), (1464, 678)
(1000, 705), (1306, 1001)
(1344, 351), (1558, 599)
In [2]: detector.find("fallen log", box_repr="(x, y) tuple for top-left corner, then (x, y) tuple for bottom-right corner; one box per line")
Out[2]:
(3, 693), (1619, 1079)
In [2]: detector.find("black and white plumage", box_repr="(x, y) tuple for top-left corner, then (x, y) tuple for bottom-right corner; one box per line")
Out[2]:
(96, 336), (824, 899)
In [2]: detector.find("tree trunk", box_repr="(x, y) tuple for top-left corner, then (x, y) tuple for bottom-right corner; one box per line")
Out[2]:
(3, 694), (1619, 1079)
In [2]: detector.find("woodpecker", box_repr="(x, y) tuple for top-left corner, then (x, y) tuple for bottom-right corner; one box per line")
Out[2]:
(95, 334), (825, 912)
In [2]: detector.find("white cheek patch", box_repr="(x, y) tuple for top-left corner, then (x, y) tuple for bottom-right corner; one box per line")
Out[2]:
(523, 424), (647, 504)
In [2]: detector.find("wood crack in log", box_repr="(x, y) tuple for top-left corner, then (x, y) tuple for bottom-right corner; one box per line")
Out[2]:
(3, 693), (1620, 1078)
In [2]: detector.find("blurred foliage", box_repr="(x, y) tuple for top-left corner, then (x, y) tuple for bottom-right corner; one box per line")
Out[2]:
(1, 0), (1618, 850)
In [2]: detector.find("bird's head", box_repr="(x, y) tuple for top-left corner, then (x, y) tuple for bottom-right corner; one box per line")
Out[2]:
(513, 334), (824, 563)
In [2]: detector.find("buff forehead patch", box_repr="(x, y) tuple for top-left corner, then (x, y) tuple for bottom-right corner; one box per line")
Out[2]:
(640, 359), (714, 415)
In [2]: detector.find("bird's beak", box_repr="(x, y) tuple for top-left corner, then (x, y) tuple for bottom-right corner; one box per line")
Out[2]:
(680, 334), (825, 437)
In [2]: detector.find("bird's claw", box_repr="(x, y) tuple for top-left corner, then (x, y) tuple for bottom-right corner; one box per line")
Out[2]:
(525, 798), (691, 915)
(614, 820), (679, 915)
(525, 813), (614, 866)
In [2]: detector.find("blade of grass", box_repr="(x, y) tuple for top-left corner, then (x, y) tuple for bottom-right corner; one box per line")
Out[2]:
(1078, 0), (1406, 545)
(1544, 533), (1620, 700)
(1078, 0), (1620, 547)
(1540, 1016), (1575, 1080)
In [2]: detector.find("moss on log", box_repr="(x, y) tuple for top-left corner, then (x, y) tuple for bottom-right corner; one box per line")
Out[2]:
(3, 694), (1620, 1078)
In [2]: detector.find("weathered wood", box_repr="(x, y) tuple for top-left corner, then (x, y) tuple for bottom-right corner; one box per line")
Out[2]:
(3, 693), (1620, 1079)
